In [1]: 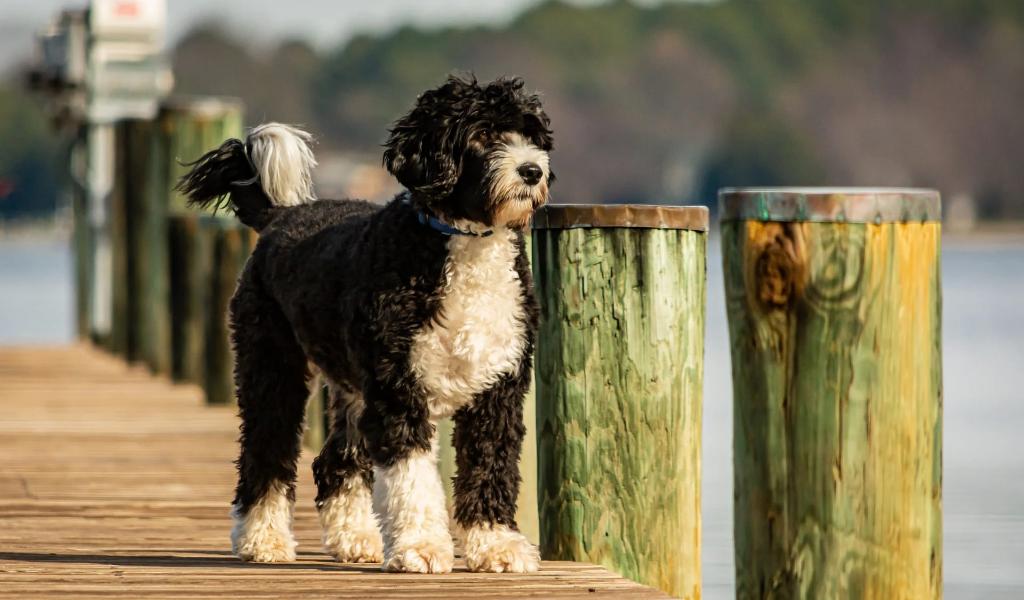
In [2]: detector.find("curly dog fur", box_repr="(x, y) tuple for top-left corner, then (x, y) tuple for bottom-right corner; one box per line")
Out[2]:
(176, 76), (553, 573)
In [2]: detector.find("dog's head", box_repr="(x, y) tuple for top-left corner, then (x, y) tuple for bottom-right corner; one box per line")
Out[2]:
(383, 75), (554, 230)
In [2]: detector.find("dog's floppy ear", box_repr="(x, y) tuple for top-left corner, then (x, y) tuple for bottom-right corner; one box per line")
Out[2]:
(382, 125), (428, 193)
(383, 76), (476, 202)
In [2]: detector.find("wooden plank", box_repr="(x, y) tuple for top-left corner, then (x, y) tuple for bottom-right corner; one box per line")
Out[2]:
(722, 220), (942, 599)
(533, 227), (705, 599)
(0, 346), (668, 599)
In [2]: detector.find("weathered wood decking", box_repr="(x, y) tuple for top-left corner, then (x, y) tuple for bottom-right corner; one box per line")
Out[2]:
(0, 346), (669, 599)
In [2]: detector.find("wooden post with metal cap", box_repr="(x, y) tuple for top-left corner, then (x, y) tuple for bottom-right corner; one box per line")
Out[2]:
(720, 188), (943, 599)
(533, 204), (708, 600)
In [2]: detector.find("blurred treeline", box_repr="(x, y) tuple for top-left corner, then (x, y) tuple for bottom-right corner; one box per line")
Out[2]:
(4, 0), (1024, 219)
(173, 0), (1024, 216)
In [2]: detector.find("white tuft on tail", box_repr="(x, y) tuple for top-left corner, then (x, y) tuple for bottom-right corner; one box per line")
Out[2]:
(246, 123), (318, 207)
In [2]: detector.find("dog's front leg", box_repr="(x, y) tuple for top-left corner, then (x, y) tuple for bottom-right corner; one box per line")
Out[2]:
(362, 383), (454, 574)
(452, 370), (540, 573)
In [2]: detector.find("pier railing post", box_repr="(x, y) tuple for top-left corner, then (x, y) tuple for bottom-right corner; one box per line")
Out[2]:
(132, 117), (172, 375)
(168, 212), (211, 384)
(108, 121), (132, 358)
(720, 188), (943, 599)
(108, 118), (170, 371)
(203, 219), (251, 406)
(162, 98), (244, 394)
(533, 204), (708, 599)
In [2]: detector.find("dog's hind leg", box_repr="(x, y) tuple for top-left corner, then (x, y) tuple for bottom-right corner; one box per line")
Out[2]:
(452, 369), (540, 573)
(228, 279), (309, 563)
(312, 381), (383, 563)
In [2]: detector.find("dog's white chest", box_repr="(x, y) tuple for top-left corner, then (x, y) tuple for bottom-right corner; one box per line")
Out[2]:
(410, 230), (527, 419)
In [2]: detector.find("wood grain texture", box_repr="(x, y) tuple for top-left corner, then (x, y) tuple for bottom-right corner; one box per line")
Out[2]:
(722, 221), (942, 599)
(533, 227), (706, 599)
(0, 345), (670, 599)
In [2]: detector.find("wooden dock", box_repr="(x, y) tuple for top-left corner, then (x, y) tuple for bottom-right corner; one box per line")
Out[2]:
(0, 345), (668, 599)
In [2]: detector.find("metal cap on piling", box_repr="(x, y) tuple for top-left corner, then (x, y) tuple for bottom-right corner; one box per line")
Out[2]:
(533, 203), (709, 230)
(718, 187), (941, 223)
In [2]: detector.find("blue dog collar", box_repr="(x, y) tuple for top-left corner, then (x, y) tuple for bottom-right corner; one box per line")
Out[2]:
(401, 194), (493, 237)
(416, 210), (493, 237)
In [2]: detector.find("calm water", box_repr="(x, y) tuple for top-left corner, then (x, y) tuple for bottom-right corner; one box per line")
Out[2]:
(1, 234), (1022, 598)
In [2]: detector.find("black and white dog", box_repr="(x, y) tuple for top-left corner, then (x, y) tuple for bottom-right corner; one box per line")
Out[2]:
(177, 76), (552, 573)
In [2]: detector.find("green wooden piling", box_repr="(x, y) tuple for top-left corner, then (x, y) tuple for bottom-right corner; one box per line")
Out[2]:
(720, 188), (943, 600)
(127, 118), (172, 375)
(108, 124), (132, 358)
(69, 128), (93, 341)
(162, 98), (244, 394)
(110, 119), (166, 366)
(303, 379), (328, 450)
(168, 214), (212, 384)
(71, 176), (92, 341)
(204, 221), (250, 405)
(121, 121), (145, 364)
(533, 204), (708, 599)
(163, 97), (245, 214)
(518, 368), (540, 545)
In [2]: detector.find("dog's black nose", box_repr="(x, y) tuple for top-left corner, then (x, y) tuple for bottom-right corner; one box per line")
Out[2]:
(517, 163), (543, 186)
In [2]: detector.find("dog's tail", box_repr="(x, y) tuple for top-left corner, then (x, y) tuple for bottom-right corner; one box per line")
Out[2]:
(175, 123), (317, 231)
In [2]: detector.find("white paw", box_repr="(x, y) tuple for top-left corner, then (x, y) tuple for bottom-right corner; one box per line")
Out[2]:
(464, 523), (540, 573)
(382, 540), (455, 574)
(230, 488), (297, 563)
(319, 484), (384, 563)
(324, 529), (384, 563)
(232, 527), (298, 563)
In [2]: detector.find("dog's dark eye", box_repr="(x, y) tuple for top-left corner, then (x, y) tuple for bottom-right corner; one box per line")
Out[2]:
(475, 128), (491, 141)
